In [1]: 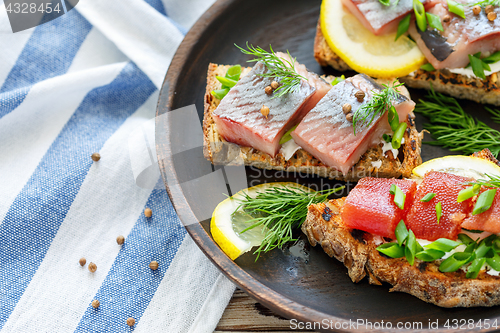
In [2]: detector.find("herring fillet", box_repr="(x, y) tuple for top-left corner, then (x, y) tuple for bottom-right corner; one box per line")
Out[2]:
(291, 74), (415, 175)
(212, 53), (331, 157)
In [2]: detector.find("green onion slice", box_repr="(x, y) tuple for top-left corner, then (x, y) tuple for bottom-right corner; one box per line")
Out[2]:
(447, 0), (465, 18)
(382, 134), (392, 143)
(405, 230), (417, 265)
(413, 0), (427, 32)
(493, 238), (500, 253)
(424, 238), (460, 252)
(395, 14), (411, 41)
(421, 193), (436, 202)
(388, 106), (400, 132)
(392, 122), (407, 150)
(483, 51), (500, 64)
(225, 65), (242, 81)
(379, 0), (391, 6)
(216, 76), (238, 89)
(390, 184), (406, 210)
(420, 63), (435, 71)
(465, 241), (478, 254)
(435, 201), (442, 224)
(377, 242), (405, 258)
(279, 125), (298, 145)
(426, 12), (443, 31)
(439, 252), (472, 272)
(416, 249), (446, 261)
(211, 88), (230, 100)
(469, 53), (486, 80)
(331, 75), (345, 86)
(475, 240), (492, 259)
(395, 220), (409, 246)
(457, 185), (481, 203)
(486, 252), (500, 271)
(466, 257), (486, 279)
(458, 233), (475, 245)
(472, 189), (497, 215)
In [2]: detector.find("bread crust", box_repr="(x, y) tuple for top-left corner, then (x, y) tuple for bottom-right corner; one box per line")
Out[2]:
(203, 64), (423, 182)
(313, 22), (500, 106)
(301, 156), (500, 308)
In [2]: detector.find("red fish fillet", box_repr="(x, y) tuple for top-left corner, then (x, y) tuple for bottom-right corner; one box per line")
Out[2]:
(461, 190), (500, 234)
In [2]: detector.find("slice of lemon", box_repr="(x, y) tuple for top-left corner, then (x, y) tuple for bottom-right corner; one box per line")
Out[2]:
(320, 0), (426, 78)
(210, 182), (313, 260)
(412, 155), (500, 180)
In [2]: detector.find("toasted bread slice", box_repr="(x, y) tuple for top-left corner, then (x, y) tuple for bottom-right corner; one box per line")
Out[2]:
(301, 150), (500, 308)
(203, 64), (423, 182)
(314, 22), (500, 106)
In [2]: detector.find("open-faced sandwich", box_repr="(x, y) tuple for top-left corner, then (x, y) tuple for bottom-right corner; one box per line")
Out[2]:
(203, 45), (422, 181)
(302, 149), (500, 307)
(315, 0), (500, 105)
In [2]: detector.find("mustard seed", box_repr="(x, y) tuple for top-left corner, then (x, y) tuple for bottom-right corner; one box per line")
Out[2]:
(342, 103), (352, 114)
(144, 208), (152, 218)
(116, 235), (125, 245)
(127, 317), (135, 326)
(354, 90), (365, 101)
(260, 105), (270, 119)
(442, 15), (451, 23)
(485, 4), (494, 14)
(271, 81), (279, 90)
(473, 5), (481, 15)
(91, 300), (100, 309)
(265, 86), (273, 95)
(79, 257), (86, 266)
(88, 262), (97, 273)
(488, 11), (497, 21)
(91, 153), (101, 162)
(149, 261), (159, 270)
(346, 113), (354, 123)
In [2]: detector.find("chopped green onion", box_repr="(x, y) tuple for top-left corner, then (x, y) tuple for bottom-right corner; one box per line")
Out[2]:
(469, 53), (487, 80)
(420, 193), (436, 202)
(483, 51), (500, 64)
(466, 257), (486, 279)
(395, 14), (411, 41)
(405, 230), (417, 265)
(493, 238), (500, 252)
(447, 0), (465, 18)
(395, 220), (409, 246)
(472, 189), (497, 215)
(377, 242), (405, 258)
(475, 240), (492, 258)
(457, 185), (481, 203)
(486, 252), (500, 271)
(388, 106), (400, 132)
(383, 134), (392, 143)
(416, 249), (446, 261)
(426, 12), (443, 31)
(279, 125), (298, 145)
(216, 76), (238, 88)
(331, 75), (345, 86)
(225, 65), (242, 81)
(378, 0), (391, 6)
(413, 0), (427, 32)
(439, 252), (472, 272)
(392, 122), (407, 149)
(211, 88), (229, 100)
(424, 238), (460, 252)
(390, 184), (406, 210)
(465, 241), (478, 254)
(420, 63), (435, 71)
(435, 202), (442, 224)
(458, 233), (475, 245)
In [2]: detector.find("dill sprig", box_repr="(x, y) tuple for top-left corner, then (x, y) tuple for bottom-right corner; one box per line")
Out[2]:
(352, 81), (403, 134)
(468, 0), (500, 6)
(236, 43), (307, 99)
(414, 87), (500, 157)
(235, 185), (343, 260)
(469, 174), (500, 188)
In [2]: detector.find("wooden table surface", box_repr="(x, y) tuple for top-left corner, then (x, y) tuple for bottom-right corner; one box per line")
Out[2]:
(215, 289), (317, 333)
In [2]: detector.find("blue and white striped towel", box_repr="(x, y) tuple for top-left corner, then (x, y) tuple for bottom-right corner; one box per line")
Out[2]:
(0, 0), (237, 331)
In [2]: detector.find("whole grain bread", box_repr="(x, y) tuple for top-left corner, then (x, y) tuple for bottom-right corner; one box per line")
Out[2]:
(314, 23), (500, 106)
(203, 64), (423, 182)
(301, 149), (500, 308)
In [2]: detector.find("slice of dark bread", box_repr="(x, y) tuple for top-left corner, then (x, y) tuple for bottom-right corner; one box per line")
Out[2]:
(314, 22), (500, 106)
(301, 149), (500, 308)
(203, 64), (423, 182)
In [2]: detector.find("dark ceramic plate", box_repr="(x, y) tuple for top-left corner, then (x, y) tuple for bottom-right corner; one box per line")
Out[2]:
(155, 0), (500, 331)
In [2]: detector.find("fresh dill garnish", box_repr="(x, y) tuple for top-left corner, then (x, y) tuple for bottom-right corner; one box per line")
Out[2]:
(468, 0), (500, 7)
(235, 43), (307, 99)
(234, 185), (344, 260)
(468, 174), (500, 188)
(414, 87), (500, 157)
(352, 80), (403, 134)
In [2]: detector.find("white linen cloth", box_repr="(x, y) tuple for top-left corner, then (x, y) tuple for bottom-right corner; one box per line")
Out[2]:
(0, 0), (237, 332)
